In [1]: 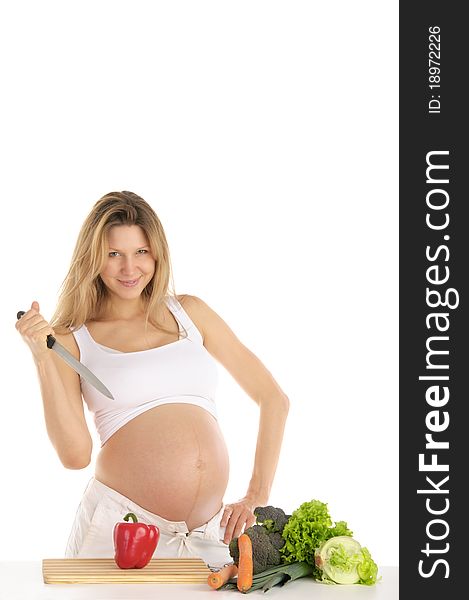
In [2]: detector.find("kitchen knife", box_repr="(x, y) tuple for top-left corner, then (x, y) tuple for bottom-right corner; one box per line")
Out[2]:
(17, 310), (114, 400)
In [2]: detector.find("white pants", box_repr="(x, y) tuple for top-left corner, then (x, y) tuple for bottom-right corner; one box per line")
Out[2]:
(65, 477), (233, 568)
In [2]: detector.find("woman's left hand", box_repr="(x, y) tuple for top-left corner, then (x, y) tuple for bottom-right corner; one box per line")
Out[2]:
(220, 497), (260, 544)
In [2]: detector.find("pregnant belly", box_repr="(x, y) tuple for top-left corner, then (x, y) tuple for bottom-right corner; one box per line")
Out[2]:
(94, 403), (230, 531)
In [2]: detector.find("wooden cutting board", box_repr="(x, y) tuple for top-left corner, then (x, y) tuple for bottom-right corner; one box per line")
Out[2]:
(42, 557), (212, 584)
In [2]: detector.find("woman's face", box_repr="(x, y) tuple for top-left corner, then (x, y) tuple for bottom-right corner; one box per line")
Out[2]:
(99, 225), (156, 299)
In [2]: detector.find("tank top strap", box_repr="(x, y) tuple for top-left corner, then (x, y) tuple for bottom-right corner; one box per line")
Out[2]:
(69, 324), (92, 364)
(166, 295), (203, 344)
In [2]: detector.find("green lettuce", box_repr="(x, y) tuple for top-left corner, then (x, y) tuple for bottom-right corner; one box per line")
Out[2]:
(280, 499), (352, 573)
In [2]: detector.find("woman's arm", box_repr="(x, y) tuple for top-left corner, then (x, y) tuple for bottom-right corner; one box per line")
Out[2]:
(179, 295), (290, 543)
(16, 303), (93, 469)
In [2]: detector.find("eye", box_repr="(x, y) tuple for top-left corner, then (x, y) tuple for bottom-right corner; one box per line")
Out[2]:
(137, 249), (148, 254)
(108, 251), (120, 257)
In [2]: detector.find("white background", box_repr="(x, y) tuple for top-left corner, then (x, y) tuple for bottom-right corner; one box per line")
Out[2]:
(0, 1), (398, 566)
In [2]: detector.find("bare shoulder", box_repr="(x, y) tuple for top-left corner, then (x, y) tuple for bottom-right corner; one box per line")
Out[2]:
(175, 294), (219, 339)
(176, 292), (207, 319)
(53, 330), (80, 360)
(176, 293), (205, 311)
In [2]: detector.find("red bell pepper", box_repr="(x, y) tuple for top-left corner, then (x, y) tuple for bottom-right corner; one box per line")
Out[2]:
(113, 512), (160, 569)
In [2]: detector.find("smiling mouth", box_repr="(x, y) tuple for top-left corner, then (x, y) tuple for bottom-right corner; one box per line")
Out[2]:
(118, 277), (142, 287)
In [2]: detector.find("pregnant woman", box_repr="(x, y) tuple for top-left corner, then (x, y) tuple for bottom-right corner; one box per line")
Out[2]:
(15, 191), (289, 566)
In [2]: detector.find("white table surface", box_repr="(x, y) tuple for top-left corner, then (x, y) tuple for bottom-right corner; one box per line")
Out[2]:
(0, 562), (398, 600)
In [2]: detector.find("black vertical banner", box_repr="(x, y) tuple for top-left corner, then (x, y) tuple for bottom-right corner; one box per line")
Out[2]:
(400, 3), (465, 596)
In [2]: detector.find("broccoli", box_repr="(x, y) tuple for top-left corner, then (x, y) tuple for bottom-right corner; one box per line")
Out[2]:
(254, 506), (291, 533)
(228, 506), (292, 575)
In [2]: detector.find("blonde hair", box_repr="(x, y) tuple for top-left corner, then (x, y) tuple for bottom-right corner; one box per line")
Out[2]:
(50, 191), (184, 336)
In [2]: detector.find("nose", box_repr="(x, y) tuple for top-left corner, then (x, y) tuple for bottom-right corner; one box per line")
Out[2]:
(120, 255), (140, 276)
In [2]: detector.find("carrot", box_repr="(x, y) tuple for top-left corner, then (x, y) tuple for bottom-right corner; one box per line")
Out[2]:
(236, 533), (253, 593)
(207, 563), (238, 589)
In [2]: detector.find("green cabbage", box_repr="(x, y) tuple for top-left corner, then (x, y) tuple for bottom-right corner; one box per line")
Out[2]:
(314, 536), (379, 585)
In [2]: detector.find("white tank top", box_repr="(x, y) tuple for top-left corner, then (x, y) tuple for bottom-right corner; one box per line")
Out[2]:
(71, 295), (219, 446)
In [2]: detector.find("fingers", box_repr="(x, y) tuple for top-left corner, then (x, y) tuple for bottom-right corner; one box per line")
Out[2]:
(17, 319), (54, 342)
(17, 301), (39, 324)
(15, 302), (54, 359)
(224, 512), (247, 544)
(16, 310), (45, 332)
(222, 504), (256, 544)
(220, 505), (233, 528)
(245, 514), (257, 529)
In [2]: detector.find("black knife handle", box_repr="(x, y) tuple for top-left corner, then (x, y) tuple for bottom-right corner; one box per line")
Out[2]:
(16, 310), (56, 349)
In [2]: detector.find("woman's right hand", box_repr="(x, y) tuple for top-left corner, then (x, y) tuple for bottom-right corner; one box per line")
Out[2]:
(16, 301), (56, 362)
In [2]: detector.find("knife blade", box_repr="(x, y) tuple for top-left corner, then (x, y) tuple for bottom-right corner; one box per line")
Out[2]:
(17, 311), (114, 400)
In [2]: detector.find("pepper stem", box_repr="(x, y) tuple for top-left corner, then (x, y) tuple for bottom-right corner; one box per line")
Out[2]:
(123, 512), (138, 523)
